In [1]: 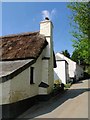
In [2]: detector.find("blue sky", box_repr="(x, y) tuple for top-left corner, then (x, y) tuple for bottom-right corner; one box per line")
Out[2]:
(1, 2), (74, 55)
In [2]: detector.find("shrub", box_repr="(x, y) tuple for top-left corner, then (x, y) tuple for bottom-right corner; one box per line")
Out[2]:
(54, 79), (62, 85)
(64, 83), (71, 89)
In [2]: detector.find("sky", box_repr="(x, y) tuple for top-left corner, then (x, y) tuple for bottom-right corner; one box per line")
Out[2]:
(1, 2), (74, 55)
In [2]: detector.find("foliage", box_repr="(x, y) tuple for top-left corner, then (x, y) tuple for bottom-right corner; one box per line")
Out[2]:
(54, 79), (61, 90)
(67, 2), (90, 69)
(71, 39), (90, 65)
(53, 82), (60, 95)
(54, 79), (62, 85)
(64, 83), (71, 89)
(71, 49), (79, 63)
(68, 2), (90, 38)
(61, 50), (70, 58)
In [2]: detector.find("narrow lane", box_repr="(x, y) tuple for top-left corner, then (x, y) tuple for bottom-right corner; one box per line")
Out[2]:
(18, 79), (89, 119)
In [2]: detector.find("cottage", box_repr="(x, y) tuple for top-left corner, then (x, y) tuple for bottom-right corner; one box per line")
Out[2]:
(0, 18), (56, 118)
(54, 54), (69, 84)
(55, 53), (84, 83)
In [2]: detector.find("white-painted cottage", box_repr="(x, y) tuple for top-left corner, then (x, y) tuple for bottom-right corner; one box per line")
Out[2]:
(0, 18), (56, 118)
(55, 53), (84, 83)
(54, 55), (69, 84)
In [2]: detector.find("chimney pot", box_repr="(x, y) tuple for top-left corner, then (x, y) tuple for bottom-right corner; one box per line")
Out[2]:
(45, 17), (49, 20)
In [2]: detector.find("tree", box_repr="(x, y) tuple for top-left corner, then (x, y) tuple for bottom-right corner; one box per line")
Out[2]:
(67, 2), (90, 73)
(68, 2), (90, 38)
(71, 49), (86, 66)
(71, 49), (79, 63)
(61, 50), (70, 58)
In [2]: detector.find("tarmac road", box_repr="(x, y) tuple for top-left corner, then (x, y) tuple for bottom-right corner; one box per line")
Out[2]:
(18, 79), (90, 119)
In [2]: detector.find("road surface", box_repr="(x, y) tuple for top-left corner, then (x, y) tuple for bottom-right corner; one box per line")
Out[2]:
(18, 79), (90, 119)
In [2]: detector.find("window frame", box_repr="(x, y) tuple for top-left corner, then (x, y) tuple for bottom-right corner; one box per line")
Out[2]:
(30, 67), (34, 84)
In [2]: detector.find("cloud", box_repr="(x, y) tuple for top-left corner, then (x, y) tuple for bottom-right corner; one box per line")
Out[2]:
(51, 9), (56, 19)
(42, 10), (50, 20)
(41, 9), (56, 20)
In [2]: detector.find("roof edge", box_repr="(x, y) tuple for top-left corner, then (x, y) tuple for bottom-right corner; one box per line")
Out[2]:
(0, 31), (39, 39)
(0, 59), (36, 83)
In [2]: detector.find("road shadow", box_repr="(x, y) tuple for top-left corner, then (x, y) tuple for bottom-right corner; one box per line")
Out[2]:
(72, 80), (83, 84)
(18, 79), (90, 119)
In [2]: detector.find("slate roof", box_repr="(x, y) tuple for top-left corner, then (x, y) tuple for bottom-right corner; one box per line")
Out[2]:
(0, 59), (33, 77)
(55, 54), (68, 64)
(0, 59), (36, 83)
(0, 32), (48, 61)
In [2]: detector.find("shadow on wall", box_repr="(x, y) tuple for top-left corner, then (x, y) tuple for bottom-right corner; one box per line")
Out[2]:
(18, 79), (90, 119)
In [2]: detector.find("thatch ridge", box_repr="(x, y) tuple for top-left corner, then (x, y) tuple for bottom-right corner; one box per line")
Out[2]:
(0, 31), (39, 39)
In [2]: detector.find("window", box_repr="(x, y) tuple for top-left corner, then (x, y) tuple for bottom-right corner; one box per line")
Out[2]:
(30, 67), (34, 84)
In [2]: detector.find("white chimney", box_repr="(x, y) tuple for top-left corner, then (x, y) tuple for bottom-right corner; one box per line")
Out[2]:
(40, 18), (54, 94)
(40, 18), (53, 57)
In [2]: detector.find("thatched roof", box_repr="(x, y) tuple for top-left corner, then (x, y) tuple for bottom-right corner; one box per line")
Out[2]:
(0, 32), (48, 61)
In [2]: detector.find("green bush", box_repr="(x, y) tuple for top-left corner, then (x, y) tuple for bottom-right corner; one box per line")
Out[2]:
(64, 83), (71, 89)
(54, 79), (62, 85)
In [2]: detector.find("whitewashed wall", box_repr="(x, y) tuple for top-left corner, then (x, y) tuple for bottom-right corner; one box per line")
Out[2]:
(0, 54), (43, 105)
(54, 61), (69, 84)
(40, 20), (54, 94)
(56, 53), (76, 78)
(39, 59), (48, 95)
(55, 53), (84, 81)
(0, 48), (54, 104)
(0, 82), (2, 105)
(48, 56), (54, 93)
(0, 80), (11, 104)
(41, 47), (54, 94)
